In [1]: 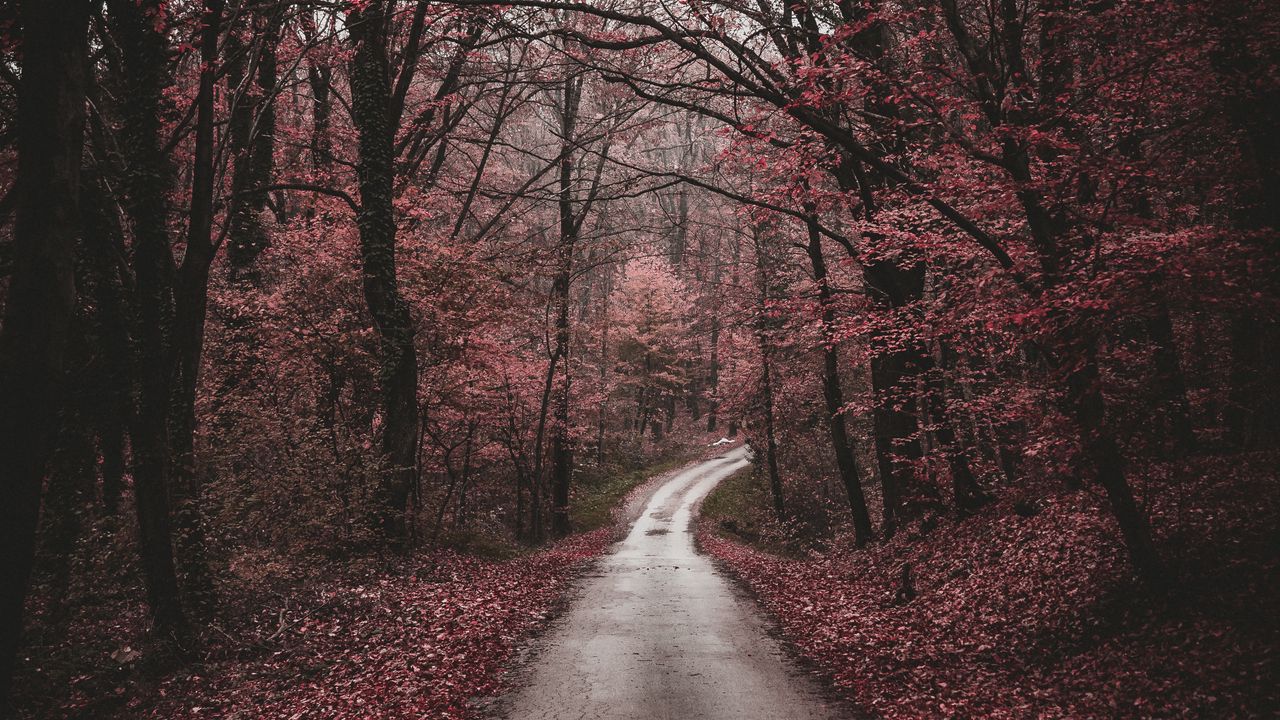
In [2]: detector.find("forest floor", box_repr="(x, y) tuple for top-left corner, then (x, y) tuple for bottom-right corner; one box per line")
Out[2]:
(699, 452), (1280, 719)
(20, 444), (1274, 719)
(20, 531), (614, 720)
(12, 446), (715, 720)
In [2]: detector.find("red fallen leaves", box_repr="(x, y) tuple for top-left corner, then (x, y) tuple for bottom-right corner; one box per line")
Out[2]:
(702, 462), (1279, 719)
(83, 530), (610, 720)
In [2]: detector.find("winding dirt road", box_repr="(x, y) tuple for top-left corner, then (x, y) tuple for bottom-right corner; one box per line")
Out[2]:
(493, 445), (844, 720)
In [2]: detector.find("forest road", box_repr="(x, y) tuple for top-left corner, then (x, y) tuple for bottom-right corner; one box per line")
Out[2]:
(492, 444), (846, 720)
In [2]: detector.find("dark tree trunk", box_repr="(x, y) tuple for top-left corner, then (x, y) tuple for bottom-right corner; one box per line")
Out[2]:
(1224, 314), (1263, 448)
(668, 186), (689, 265)
(596, 285), (610, 464)
(1009, 13), (1163, 580)
(804, 214), (873, 546)
(0, 0), (89, 700)
(918, 349), (989, 513)
(300, 10), (334, 179)
(548, 72), (584, 538)
(752, 345), (783, 515)
(347, 0), (420, 545)
(97, 405), (128, 514)
(1068, 350), (1164, 583)
(829, 156), (929, 538)
(817, 2), (931, 527)
(949, 342), (1024, 484)
(1044, 252), (1164, 583)
(171, 0), (223, 617)
(548, 270), (573, 537)
(757, 328), (785, 519)
(531, 351), (557, 543)
(750, 224), (785, 518)
(836, 1), (929, 536)
(866, 332), (924, 537)
(226, 4), (280, 269)
(1029, 215), (1165, 583)
(79, 168), (131, 514)
(309, 63), (333, 173)
(108, 0), (188, 638)
(1117, 135), (1198, 454)
(1219, 27), (1280, 447)
(937, 0), (1164, 583)
(1145, 301), (1197, 452)
(706, 255), (723, 433)
(707, 320), (720, 433)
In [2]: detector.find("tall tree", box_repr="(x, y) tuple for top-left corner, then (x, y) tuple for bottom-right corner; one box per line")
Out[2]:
(225, 0), (281, 270)
(0, 0), (90, 702)
(170, 0), (225, 615)
(548, 70), (585, 537)
(804, 210), (874, 546)
(750, 223), (785, 519)
(933, 0), (1164, 582)
(107, 0), (187, 636)
(345, 0), (423, 543)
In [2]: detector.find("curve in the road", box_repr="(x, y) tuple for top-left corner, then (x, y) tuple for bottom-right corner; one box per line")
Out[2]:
(494, 445), (845, 720)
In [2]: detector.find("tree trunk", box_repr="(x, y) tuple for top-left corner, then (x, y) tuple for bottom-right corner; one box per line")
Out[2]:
(758, 333), (785, 520)
(706, 256), (722, 433)
(596, 286), (610, 464)
(867, 343), (920, 537)
(750, 224), (784, 518)
(829, 158), (927, 538)
(804, 214), (873, 546)
(937, 0), (1164, 583)
(108, 0), (188, 638)
(0, 0), (89, 700)
(1211, 17), (1279, 448)
(707, 321), (721, 433)
(1224, 313), (1262, 448)
(919, 349), (989, 513)
(1068, 349), (1164, 584)
(548, 73), (583, 538)
(171, 0), (223, 617)
(347, 0), (420, 545)
(1145, 302), (1197, 452)
(309, 62), (333, 173)
(1117, 135), (1198, 455)
(531, 350), (558, 543)
(79, 167), (131, 515)
(549, 275), (573, 536)
(827, 134), (927, 539)
(226, 4), (280, 269)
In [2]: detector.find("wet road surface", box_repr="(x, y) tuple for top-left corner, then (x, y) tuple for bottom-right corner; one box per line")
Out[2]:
(494, 445), (845, 720)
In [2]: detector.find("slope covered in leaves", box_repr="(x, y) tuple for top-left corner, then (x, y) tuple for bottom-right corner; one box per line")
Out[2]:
(48, 530), (611, 720)
(702, 456), (1278, 719)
